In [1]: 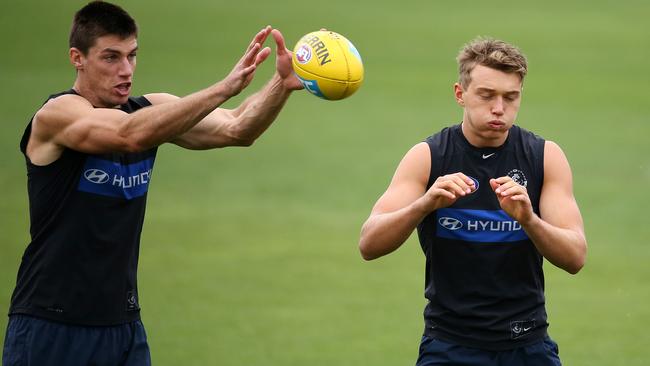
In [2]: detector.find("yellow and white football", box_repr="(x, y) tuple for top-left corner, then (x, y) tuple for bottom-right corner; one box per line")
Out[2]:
(292, 31), (363, 100)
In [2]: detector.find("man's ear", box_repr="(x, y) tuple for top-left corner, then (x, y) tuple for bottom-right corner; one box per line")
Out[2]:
(454, 83), (465, 106)
(70, 48), (84, 70)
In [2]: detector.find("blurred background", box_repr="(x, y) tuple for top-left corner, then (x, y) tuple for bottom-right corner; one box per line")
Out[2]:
(1, 0), (648, 364)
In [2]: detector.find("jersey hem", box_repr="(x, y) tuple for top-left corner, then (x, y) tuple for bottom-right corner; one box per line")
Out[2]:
(423, 326), (548, 351)
(8, 308), (141, 327)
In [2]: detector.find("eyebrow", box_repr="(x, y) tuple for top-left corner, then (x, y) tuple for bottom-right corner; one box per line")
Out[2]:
(476, 87), (520, 95)
(101, 46), (139, 54)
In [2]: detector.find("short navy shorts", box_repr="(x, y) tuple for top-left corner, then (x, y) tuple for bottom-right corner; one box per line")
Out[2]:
(416, 335), (561, 366)
(3, 315), (151, 366)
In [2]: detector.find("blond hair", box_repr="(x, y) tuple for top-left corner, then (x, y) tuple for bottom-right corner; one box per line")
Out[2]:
(457, 37), (527, 89)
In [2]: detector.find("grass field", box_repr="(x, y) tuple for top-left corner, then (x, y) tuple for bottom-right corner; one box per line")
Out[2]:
(1, 0), (649, 364)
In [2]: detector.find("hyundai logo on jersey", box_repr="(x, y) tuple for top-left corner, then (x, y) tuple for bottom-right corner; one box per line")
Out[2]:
(436, 208), (529, 243)
(83, 169), (110, 184)
(78, 157), (155, 199)
(438, 217), (463, 230)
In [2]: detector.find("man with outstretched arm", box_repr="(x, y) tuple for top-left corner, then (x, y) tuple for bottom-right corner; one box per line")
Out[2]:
(3, 1), (302, 365)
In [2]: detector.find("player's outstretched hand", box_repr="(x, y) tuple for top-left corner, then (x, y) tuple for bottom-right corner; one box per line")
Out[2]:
(271, 28), (304, 91)
(490, 176), (533, 224)
(222, 26), (273, 97)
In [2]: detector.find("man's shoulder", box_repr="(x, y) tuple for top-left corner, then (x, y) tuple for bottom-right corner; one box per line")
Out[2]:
(34, 93), (93, 127)
(511, 124), (545, 142)
(34, 90), (85, 112)
(46, 89), (78, 100)
(38, 91), (90, 112)
(423, 123), (458, 143)
(22, 93), (89, 162)
(507, 125), (546, 159)
(422, 123), (460, 154)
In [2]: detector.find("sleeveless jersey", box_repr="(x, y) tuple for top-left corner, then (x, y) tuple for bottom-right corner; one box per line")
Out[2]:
(417, 123), (547, 350)
(9, 90), (157, 326)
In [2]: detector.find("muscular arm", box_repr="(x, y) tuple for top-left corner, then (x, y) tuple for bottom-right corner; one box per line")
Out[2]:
(525, 141), (587, 273)
(359, 143), (475, 260)
(490, 141), (587, 274)
(161, 28), (302, 150)
(27, 27), (275, 165)
(153, 73), (291, 149)
(33, 84), (235, 156)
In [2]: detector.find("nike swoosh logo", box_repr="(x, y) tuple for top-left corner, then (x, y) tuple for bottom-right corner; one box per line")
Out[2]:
(482, 153), (495, 159)
(523, 326), (532, 332)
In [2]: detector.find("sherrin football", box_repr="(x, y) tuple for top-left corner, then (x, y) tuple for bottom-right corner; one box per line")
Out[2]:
(292, 31), (363, 100)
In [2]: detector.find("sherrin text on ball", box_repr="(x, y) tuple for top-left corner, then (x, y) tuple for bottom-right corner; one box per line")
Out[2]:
(292, 31), (363, 100)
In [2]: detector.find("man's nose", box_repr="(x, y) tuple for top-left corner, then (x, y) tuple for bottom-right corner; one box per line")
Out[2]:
(118, 57), (133, 77)
(492, 96), (505, 115)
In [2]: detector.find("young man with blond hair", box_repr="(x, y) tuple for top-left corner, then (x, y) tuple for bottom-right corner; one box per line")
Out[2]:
(360, 38), (586, 365)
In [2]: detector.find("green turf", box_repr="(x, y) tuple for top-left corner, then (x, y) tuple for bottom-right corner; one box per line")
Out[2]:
(1, 0), (649, 364)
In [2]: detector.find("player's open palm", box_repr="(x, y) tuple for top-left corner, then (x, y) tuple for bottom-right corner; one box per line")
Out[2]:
(223, 27), (273, 96)
(490, 177), (533, 224)
(271, 29), (303, 91)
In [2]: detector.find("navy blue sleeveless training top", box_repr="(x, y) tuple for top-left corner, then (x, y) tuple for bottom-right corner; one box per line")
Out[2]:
(417, 123), (547, 350)
(9, 90), (157, 326)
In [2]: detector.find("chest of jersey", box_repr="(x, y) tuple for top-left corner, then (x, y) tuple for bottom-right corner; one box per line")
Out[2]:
(435, 147), (540, 244)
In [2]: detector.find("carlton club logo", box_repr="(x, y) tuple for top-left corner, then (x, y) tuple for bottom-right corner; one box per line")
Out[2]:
(295, 44), (312, 64)
(438, 217), (463, 231)
(511, 320), (536, 339)
(507, 169), (528, 188)
(84, 169), (110, 184)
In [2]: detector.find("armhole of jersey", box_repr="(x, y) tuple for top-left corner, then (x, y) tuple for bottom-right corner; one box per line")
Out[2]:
(20, 122), (32, 155)
(531, 134), (546, 214)
(424, 137), (442, 190)
(538, 138), (546, 188)
(20, 89), (79, 160)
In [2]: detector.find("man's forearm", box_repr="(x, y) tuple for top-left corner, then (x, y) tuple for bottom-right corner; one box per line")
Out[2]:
(119, 82), (233, 150)
(228, 73), (292, 144)
(359, 198), (431, 260)
(521, 214), (587, 274)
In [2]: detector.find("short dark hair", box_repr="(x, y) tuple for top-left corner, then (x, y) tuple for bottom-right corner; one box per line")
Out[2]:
(69, 1), (138, 55)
